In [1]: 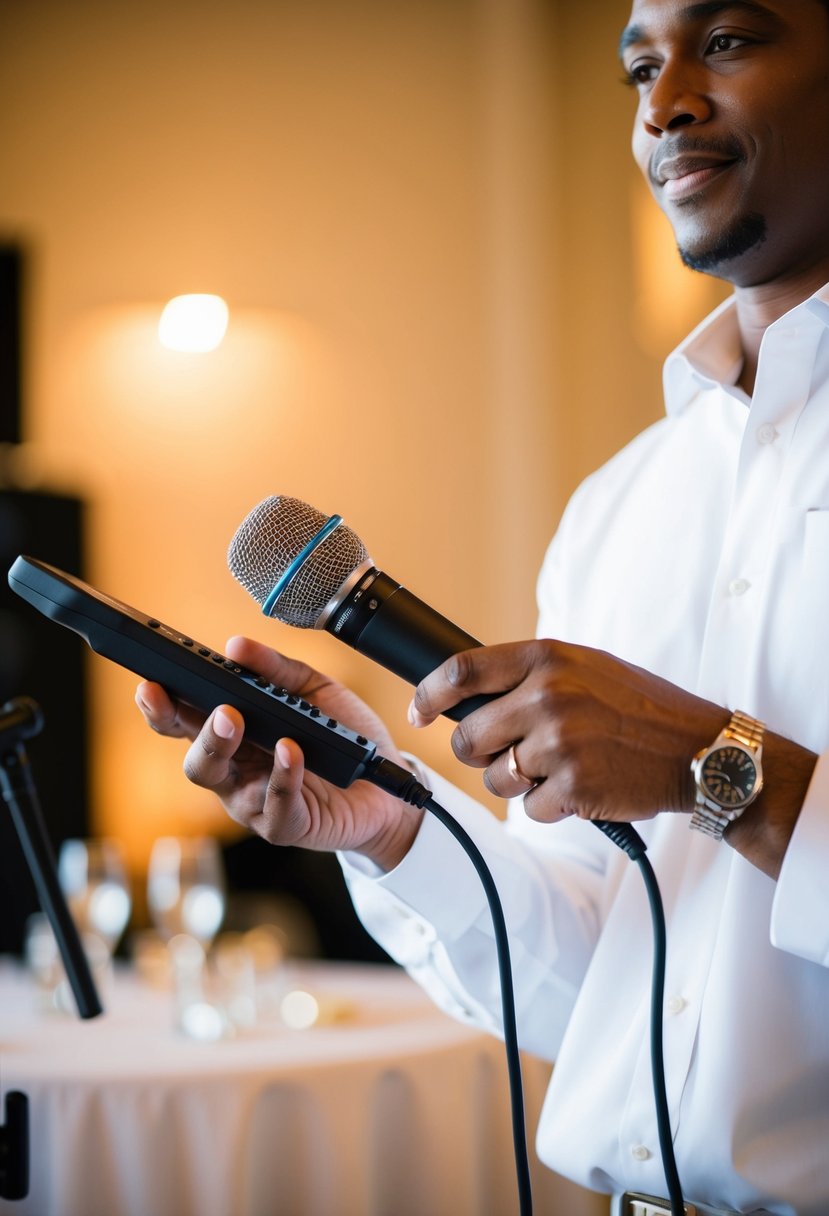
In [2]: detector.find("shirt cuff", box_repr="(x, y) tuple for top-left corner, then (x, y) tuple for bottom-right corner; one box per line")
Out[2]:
(771, 748), (829, 965)
(341, 760), (501, 943)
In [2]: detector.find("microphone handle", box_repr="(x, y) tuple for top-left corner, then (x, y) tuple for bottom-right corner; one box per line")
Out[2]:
(323, 569), (494, 721)
(318, 561), (640, 854)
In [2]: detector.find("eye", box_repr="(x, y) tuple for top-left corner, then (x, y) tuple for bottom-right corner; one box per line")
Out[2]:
(621, 60), (659, 89)
(706, 31), (751, 55)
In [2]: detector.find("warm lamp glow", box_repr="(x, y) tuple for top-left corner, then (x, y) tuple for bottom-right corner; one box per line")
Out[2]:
(158, 294), (229, 352)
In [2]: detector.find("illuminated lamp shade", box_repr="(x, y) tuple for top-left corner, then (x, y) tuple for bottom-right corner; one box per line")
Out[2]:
(158, 293), (229, 352)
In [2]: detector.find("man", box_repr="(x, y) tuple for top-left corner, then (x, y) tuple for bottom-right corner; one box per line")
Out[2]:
(137, 1), (829, 1210)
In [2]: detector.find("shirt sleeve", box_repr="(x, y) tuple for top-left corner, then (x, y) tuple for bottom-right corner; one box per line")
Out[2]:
(340, 760), (612, 1060)
(338, 511), (620, 1058)
(771, 748), (829, 965)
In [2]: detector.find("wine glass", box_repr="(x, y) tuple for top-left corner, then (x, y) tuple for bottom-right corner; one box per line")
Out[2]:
(146, 836), (226, 950)
(58, 837), (132, 955)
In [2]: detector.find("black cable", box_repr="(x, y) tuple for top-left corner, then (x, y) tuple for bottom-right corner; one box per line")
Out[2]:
(424, 795), (534, 1216)
(593, 821), (684, 1216)
(637, 850), (684, 1215)
(366, 759), (533, 1213)
(370, 760), (684, 1215)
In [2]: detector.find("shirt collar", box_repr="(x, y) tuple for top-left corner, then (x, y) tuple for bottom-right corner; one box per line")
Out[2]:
(662, 281), (829, 417)
(805, 284), (829, 329)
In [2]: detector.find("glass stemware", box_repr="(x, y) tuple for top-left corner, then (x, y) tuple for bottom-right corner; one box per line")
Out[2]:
(58, 837), (132, 955)
(146, 836), (226, 950)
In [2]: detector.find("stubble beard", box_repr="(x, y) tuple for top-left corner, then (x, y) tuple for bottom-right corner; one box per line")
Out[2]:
(677, 211), (767, 275)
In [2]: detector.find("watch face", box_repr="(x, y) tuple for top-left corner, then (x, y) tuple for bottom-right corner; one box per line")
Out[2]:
(700, 744), (758, 807)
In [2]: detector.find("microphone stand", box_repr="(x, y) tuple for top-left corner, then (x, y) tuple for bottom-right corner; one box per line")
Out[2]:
(0, 697), (103, 1201)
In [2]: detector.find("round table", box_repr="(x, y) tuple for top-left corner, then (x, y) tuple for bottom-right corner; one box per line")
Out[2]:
(0, 958), (606, 1216)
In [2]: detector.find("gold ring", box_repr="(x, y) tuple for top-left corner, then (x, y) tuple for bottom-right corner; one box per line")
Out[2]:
(507, 743), (536, 792)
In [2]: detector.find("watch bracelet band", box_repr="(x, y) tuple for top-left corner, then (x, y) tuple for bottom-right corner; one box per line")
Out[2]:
(690, 709), (765, 840)
(685, 807), (729, 836)
(723, 709), (764, 752)
(690, 803), (738, 839)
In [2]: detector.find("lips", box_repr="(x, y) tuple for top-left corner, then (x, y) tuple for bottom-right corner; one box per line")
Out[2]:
(652, 153), (739, 202)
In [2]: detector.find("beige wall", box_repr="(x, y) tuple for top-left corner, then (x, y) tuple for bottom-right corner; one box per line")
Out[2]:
(0, 0), (727, 871)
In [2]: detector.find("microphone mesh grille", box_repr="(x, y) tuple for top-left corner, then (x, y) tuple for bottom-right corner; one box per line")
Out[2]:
(227, 495), (370, 628)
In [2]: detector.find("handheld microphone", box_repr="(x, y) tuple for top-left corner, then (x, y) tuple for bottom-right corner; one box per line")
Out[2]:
(227, 496), (493, 721)
(227, 496), (647, 861)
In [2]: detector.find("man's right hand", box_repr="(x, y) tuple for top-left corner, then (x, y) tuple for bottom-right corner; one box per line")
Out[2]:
(135, 635), (424, 872)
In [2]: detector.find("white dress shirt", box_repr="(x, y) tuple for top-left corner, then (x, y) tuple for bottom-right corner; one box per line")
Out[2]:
(341, 286), (829, 1214)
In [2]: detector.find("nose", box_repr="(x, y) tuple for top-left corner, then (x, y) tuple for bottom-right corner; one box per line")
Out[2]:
(642, 59), (712, 136)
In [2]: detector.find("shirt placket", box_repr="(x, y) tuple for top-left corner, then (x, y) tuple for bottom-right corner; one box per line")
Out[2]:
(696, 321), (818, 712)
(616, 317), (821, 1195)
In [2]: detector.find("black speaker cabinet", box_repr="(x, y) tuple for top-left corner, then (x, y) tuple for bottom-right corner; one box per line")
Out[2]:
(0, 489), (89, 953)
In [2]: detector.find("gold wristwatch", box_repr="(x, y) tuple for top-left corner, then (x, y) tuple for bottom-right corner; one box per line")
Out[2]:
(689, 710), (765, 840)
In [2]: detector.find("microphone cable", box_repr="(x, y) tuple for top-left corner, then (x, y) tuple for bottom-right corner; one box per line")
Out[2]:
(424, 795), (534, 1216)
(593, 821), (685, 1216)
(370, 753), (685, 1216)
(366, 757), (534, 1212)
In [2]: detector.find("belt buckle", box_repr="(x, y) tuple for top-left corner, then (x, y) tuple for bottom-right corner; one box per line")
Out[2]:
(621, 1194), (697, 1216)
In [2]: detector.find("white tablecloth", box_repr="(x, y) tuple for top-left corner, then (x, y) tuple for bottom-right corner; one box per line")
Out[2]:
(0, 959), (608, 1216)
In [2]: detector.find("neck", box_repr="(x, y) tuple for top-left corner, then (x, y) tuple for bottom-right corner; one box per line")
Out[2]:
(732, 263), (829, 396)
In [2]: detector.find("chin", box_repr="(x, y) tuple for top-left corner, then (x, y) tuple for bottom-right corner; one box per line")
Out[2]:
(676, 211), (767, 280)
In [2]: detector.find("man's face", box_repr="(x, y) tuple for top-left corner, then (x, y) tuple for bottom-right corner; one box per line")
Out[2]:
(621, 0), (829, 286)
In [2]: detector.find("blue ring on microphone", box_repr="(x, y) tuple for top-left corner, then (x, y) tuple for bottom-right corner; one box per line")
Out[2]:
(262, 514), (343, 618)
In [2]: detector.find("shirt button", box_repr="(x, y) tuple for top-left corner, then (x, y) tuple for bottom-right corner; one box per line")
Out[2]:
(728, 577), (751, 597)
(666, 995), (687, 1015)
(631, 1144), (652, 1162)
(757, 423), (779, 445)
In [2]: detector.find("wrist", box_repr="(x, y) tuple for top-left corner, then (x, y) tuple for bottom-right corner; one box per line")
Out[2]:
(689, 710), (765, 840)
(361, 805), (425, 872)
(724, 732), (816, 878)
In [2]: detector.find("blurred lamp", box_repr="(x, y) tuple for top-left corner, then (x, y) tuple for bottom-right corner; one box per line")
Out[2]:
(158, 294), (229, 352)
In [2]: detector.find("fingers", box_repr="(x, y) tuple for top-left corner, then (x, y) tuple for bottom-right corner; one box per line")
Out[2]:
(135, 681), (206, 740)
(407, 649), (481, 726)
(138, 676), (312, 840)
(405, 640), (622, 821)
(484, 741), (542, 800)
(409, 643), (538, 727)
(408, 643), (545, 776)
(135, 636), (321, 743)
(136, 683), (249, 795)
(182, 705), (246, 791)
(505, 742), (537, 792)
(481, 744), (581, 824)
(268, 737), (306, 804)
(224, 636), (318, 693)
(260, 737), (312, 842)
(181, 710), (315, 845)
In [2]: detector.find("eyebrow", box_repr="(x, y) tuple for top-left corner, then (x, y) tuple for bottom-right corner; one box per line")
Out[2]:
(618, 0), (779, 60)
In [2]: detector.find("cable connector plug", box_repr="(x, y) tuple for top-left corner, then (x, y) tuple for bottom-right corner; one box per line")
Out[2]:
(365, 756), (432, 808)
(593, 819), (647, 860)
